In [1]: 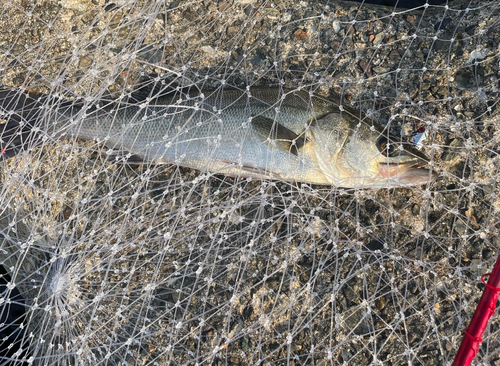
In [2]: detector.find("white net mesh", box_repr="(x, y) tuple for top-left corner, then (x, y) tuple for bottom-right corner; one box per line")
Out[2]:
(0, 0), (499, 365)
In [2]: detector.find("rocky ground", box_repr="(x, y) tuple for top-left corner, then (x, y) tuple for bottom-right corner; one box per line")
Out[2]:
(0, 0), (499, 365)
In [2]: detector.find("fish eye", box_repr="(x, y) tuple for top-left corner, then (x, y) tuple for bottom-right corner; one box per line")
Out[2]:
(377, 136), (399, 156)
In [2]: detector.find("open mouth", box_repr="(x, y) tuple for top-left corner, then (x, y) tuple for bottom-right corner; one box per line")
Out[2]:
(378, 160), (436, 186)
(379, 159), (427, 168)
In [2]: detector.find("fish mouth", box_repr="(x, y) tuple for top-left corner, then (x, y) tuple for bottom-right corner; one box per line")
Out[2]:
(378, 160), (436, 187)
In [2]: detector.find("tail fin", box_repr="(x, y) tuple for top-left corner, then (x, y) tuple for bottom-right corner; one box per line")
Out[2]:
(0, 87), (45, 159)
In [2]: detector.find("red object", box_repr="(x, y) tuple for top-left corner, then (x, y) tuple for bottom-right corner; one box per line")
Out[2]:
(452, 254), (500, 366)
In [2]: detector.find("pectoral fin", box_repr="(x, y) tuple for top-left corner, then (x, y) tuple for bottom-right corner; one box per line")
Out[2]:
(251, 115), (306, 156)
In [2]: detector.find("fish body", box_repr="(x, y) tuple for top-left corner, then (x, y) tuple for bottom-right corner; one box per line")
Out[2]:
(1, 86), (435, 188)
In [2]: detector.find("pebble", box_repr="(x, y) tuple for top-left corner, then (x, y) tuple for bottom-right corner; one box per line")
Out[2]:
(293, 28), (308, 40)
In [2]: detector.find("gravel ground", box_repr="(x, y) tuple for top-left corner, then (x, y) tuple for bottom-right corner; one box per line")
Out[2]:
(0, 0), (499, 365)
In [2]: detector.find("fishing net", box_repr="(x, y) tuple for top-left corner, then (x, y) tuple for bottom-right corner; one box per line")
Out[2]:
(0, 0), (499, 364)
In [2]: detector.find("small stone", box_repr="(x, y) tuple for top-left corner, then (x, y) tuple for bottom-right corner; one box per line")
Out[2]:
(420, 82), (430, 90)
(389, 49), (401, 60)
(434, 86), (449, 98)
(186, 35), (199, 45)
(373, 66), (390, 74)
(332, 20), (341, 34)
(183, 9), (197, 21)
(407, 15), (417, 23)
(465, 207), (479, 229)
(227, 26), (239, 37)
(354, 22), (367, 31)
(375, 297), (386, 311)
(293, 29), (307, 40)
(373, 33), (384, 45)
(435, 18), (452, 32)
(218, 2), (229, 11)
(454, 219), (467, 236)
(79, 57), (92, 68)
(359, 60), (372, 77)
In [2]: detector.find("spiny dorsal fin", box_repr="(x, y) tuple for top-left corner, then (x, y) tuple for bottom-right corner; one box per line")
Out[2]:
(251, 115), (306, 156)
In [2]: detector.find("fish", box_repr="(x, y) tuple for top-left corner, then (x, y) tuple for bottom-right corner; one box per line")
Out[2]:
(0, 86), (436, 188)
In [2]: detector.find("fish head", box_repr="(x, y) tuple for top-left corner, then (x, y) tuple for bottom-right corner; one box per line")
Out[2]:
(310, 114), (436, 188)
